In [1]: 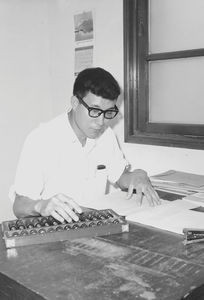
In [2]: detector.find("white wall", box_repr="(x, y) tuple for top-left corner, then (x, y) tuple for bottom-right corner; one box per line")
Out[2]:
(1, 0), (204, 222)
(0, 0), (53, 221)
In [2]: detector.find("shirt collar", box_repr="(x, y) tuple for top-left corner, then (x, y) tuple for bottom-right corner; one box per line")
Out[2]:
(84, 138), (96, 153)
(65, 112), (78, 143)
(66, 111), (96, 151)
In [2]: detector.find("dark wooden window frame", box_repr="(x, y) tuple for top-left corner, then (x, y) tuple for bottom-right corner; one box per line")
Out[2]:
(123, 0), (204, 149)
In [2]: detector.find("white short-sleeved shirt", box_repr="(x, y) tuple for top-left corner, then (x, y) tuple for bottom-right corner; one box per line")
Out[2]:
(10, 113), (128, 207)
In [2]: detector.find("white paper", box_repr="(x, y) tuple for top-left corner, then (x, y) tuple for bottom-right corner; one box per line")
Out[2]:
(183, 193), (204, 205)
(84, 190), (169, 216)
(127, 200), (204, 234)
(85, 190), (204, 235)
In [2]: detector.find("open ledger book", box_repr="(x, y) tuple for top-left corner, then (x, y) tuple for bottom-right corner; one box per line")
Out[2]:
(85, 190), (204, 235)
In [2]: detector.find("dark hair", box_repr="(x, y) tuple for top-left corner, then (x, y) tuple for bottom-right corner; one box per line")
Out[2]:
(73, 67), (120, 100)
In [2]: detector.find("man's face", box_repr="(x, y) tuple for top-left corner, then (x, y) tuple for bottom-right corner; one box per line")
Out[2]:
(73, 92), (117, 139)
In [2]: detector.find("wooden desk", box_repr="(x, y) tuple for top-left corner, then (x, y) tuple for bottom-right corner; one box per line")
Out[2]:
(0, 223), (204, 300)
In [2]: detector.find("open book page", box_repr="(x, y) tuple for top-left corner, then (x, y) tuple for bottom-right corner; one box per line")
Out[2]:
(127, 200), (204, 234)
(183, 192), (204, 205)
(85, 190), (204, 235)
(84, 190), (169, 216)
(156, 209), (204, 234)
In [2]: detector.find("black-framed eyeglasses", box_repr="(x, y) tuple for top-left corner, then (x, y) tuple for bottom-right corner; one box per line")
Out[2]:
(76, 95), (119, 119)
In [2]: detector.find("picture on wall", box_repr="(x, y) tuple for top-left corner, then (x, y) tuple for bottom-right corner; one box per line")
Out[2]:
(74, 11), (93, 43)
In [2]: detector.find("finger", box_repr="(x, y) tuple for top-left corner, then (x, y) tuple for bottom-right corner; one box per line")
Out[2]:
(51, 210), (65, 223)
(60, 203), (80, 222)
(153, 189), (161, 205)
(143, 189), (154, 206)
(126, 184), (134, 199)
(66, 199), (82, 214)
(147, 187), (161, 205)
(136, 188), (143, 206)
(52, 199), (80, 222)
(54, 206), (74, 223)
(58, 194), (82, 214)
(51, 195), (79, 222)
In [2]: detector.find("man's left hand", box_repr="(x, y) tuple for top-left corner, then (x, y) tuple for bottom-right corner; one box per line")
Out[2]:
(126, 169), (161, 206)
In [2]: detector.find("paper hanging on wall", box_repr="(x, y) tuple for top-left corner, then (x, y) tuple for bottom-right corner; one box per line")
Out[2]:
(74, 10), (94, 76)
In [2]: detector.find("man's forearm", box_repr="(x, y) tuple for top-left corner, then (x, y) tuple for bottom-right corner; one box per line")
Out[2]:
(13, 194), (41, 218)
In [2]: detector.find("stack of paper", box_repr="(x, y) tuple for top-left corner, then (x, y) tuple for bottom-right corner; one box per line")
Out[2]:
(150, 170), (204, 195)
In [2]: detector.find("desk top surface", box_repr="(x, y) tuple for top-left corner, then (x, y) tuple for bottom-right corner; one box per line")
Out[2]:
(0, 222), (204, 300)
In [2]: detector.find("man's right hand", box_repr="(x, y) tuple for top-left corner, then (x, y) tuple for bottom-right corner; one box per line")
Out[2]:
(34, 194), (82, 223)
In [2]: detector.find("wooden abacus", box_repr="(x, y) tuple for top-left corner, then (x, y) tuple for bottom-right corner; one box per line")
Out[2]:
(2, 209), (129, 248)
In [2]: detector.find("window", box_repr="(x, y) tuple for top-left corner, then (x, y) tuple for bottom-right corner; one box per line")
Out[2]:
(124, 0), (204, 149)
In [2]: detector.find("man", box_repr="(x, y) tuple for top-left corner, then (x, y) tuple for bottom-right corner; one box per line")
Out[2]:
(11, 67), (160, 223)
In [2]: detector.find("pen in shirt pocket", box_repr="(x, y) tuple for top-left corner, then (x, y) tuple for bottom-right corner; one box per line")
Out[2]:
(95, 164), (106, 177)
(95, 164), (107, 194)
(97, 164), (106, 170)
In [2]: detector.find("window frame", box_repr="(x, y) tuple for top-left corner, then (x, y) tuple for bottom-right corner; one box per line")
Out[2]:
(123, 0), (204, 149)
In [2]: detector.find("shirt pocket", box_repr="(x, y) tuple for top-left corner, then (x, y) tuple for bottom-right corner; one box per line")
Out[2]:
(93, 164), (108, 196)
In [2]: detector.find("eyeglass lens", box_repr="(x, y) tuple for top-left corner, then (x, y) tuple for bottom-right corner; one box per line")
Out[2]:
(89, 108), (118, 119)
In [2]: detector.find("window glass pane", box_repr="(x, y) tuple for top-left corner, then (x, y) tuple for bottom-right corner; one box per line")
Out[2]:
(149, 0), (204, 53)
(149, 57), (204, 124)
